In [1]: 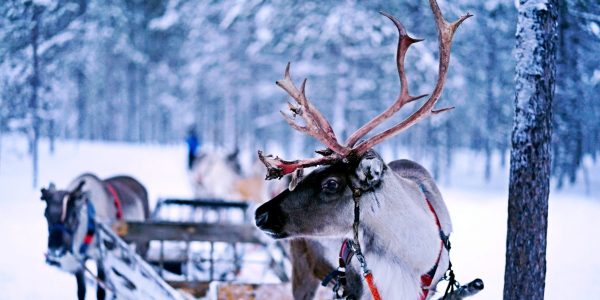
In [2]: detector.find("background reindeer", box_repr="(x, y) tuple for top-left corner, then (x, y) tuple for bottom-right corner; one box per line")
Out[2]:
(190, 151), (243, 199)
(190, 150), (288, 204)
(40, 173), (149, 300)
(254, 1), (482, 299)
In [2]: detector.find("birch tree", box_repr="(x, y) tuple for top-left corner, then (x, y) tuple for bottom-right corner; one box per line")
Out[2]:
(503, 0), (558, 299)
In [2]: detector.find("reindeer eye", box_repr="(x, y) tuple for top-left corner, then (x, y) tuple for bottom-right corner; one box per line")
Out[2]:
(322, 178), (340, 192)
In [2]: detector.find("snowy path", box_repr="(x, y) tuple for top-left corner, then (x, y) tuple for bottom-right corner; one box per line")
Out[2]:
(0, 136), (598, 299)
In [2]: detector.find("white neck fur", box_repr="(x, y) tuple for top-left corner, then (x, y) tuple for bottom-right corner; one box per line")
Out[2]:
(357, 172), (440, 299)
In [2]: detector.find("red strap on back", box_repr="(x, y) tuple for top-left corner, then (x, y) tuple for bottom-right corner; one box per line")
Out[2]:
(425, 199), (441, 229)
(105, 183), (123, 219)
(420, 198), (445, 300)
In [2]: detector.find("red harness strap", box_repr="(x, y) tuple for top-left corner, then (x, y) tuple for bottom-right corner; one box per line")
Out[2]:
(365, 272), (382, 300)
(105, 183), (123, 220)
(328, 192), (445, 300)
(420, 198), (445, 300)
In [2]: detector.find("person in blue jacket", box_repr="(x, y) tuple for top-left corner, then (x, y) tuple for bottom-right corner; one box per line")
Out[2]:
(185, 128), (200, 170)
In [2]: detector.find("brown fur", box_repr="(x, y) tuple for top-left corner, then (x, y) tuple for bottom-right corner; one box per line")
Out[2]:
(291, 238), (363, 299)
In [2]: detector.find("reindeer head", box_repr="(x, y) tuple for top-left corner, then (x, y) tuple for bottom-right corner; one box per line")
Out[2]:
(255, 2), (470, 240)
(40, 181), (86, 267)
(255, 151), (387, 238)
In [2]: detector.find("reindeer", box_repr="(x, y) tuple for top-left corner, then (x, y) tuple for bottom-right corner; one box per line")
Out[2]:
(191, 150), (288, 204)
(255, 1), (482, 299)
(190, 150), (244, 200)
(41, 173), (149, 300)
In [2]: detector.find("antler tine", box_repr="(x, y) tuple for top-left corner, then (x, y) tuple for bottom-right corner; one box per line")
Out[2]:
(258, 150), (341, 180)
(276, 63), (349, 156)
(353, 1), (471, 155)
(345, 12), (426, 148)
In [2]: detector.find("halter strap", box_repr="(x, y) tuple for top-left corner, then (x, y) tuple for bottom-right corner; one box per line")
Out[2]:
(323, 181), (450, 300)
(78, 200), (96, 256)
(351, 187), (382, 300)
(105, 182), (123, 219)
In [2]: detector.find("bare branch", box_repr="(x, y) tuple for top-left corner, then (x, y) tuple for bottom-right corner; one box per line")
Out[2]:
(431, 106), (455, 115)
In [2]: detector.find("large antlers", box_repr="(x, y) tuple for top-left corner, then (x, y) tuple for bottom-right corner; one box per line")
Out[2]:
(259, 0), (471, 180)
(276, 63), (349, 156)
(352, 1), (472, 154)
(344, 12), (427, 148)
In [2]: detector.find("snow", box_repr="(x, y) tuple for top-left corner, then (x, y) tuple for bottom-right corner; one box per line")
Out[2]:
(515, 0), (554, 78)
(590, 22), (600, 37)
(219, 2), (243, 29)
(149, 1), (180, 31)
(38, 31), (75, 55)
(1, 134), (599, 299)
(32, 0), (56, 7)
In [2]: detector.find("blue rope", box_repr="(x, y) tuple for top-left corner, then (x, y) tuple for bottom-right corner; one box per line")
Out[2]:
(78, 200), (96, 256)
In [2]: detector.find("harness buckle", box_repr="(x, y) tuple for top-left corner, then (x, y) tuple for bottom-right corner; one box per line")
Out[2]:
(321, 268), (346, 299)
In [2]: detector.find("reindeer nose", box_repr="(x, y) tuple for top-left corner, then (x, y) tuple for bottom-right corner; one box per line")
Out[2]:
(255, 211), (269, 228)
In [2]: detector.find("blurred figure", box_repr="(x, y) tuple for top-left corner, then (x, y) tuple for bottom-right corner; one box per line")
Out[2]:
(185, 127), (201, 170)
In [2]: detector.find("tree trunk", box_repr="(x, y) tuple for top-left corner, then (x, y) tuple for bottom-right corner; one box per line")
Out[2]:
(444, 120), (453, 184)
(48, 117), (55, 154)
(76, 67), (86, 140)
(333, 68), (348, 141)
(552, 3), (584, 188)
(223, 91), (235, 150)
(503, 1), (558, 299)
(126, 62), (138, 142)
(138, 66), (148, 142)
(30, 5), (42, 188)
(0, 118), (3, 174)
(484, 33), (496, 182)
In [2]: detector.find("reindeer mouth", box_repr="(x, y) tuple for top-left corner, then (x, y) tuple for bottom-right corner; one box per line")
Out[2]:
(45, 255), (61, 267)
(261, 229), (289, 239)
(256, 213), (288, 239)
(255, 201), (289, 239)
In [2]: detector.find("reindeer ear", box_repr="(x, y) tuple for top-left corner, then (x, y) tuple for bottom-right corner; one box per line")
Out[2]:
(71, 180), (85, 196)
(288, 168), (304, 191)
(49, 183), (56, 192)
(40, 188), (48, 201)
(227, 149), (239, 162)
(354, 151), (387, 191)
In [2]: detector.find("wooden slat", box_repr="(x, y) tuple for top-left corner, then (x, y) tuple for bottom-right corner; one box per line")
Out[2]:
(216, 283), (293, 300)
(123, 221), (263, 244)
(158, 198), (249, 209)
(166, 281), (210, 298)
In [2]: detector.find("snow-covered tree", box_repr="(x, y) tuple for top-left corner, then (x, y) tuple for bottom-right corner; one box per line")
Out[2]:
(1, 0), (598, 185)
(504, 0), (558, 298)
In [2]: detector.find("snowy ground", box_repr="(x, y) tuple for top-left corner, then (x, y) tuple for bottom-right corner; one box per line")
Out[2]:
(0, 135), (599, 299)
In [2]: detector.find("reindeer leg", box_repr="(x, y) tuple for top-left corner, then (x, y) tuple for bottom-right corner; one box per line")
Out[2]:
(290, 240), (320, 300)
(292, 269), (320, 300)
(97, 264), (106, 300)
(75, 270), (86, 300)
(136, 241), (149, 258)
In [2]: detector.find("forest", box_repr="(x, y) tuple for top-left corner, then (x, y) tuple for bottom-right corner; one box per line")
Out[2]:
(1, 1), (599, 299)
(1, 0), (599, 186)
